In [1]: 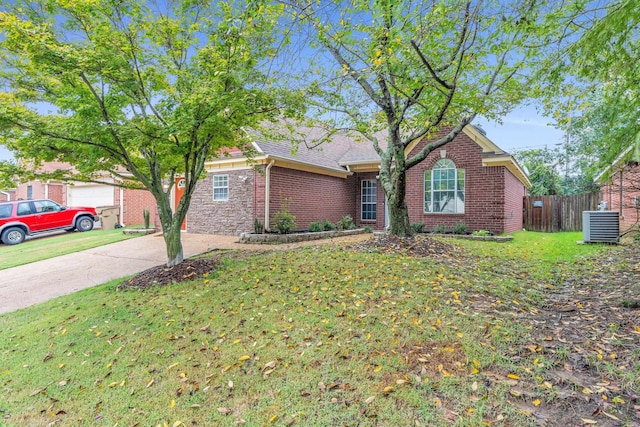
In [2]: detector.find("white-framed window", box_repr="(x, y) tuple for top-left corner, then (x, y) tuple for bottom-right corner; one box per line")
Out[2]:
(424, 159), (465, 213)
(213, 175), (229, 201)
(361, 180), (377, 221)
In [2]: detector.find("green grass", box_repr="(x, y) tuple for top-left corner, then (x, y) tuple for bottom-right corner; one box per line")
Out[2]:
(0, 232), (625, 426)
(0, 228), (139, 270)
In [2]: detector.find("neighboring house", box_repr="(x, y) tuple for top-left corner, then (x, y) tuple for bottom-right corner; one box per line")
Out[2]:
(596, 145), (640, 231)
(13, 161), (157, 227)
(184, 124), (531, 235)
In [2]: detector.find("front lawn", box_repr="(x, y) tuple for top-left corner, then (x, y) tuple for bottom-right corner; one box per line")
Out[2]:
(0, 228), (139, 270)
(0, 232), (637, 426)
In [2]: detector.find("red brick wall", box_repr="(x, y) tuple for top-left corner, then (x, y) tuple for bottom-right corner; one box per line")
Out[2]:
(601, 163), (640, 230)
(121, 188), (157, 227)
(268, 167), (356, 230)
(405, 130), (524, 234)
(47, 184), (64, 204)
(503, 169), (526, 233)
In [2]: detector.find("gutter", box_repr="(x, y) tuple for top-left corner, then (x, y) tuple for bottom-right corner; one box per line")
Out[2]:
(264, 159), (275, 232)
(0, 190), (10, 201)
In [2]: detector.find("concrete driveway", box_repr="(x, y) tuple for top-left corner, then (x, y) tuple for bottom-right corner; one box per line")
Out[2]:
(0, 232), (236, 314)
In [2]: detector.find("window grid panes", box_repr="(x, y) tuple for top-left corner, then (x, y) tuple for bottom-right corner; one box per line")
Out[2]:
(424, 159), (465, 214)
(361, 180), (377, 221)
(213, 175), (229, 201)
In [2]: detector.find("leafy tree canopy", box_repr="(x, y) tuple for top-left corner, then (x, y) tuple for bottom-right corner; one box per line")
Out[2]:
(281, 0), (589, 235)
(544, 0), (640, 177)
(0, 0), (300, 265)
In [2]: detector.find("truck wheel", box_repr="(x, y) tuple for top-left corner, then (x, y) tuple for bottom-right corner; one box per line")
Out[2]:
(76, 216), (94, 232)
(1, 227), (26, 245)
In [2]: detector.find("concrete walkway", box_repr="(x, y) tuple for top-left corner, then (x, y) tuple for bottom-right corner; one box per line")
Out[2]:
(0, 232), (370, 315)
(0, 233), (226, 314)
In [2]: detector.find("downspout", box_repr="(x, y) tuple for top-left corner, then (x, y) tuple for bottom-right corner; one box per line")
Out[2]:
(119, 186), (124, 227)
(0, 190), (10, 201)
(619, 169), (624, 219)
(264, 159), (275, 232)
(44, 180), (49, 199)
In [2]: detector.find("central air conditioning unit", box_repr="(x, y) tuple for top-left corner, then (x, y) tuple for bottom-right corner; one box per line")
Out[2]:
(583, 211), (619, 243)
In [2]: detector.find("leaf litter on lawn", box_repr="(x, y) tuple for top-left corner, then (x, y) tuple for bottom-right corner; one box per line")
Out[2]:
(91, 234), (638, 425)
(353, 234), (640, 426)
(460, 240), (640, 427)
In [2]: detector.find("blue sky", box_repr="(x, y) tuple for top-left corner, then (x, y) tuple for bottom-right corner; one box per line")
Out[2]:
(0, 105), (564, 162)
(474, 105), (566, 154)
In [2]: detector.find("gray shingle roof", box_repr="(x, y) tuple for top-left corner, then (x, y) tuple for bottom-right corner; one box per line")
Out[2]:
(251, 124), (379, 172)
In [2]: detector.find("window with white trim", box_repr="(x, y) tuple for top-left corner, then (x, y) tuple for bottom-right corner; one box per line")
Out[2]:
(361, 180), (377, 221)
(424, 159), (465, 213)
(213, 175), (229, 201)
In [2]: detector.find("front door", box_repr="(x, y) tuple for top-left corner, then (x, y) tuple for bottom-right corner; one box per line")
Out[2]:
(174, 178), (187, 231)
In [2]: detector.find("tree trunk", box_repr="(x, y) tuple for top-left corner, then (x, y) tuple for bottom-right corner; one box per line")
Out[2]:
(387, 168), (412, 237)
(155, 190), (185, 267)
(380, 138), (413, 237)
(163, 223), (184, 267)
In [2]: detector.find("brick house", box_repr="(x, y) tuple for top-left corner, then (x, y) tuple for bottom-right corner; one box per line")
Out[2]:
(596, 145), (640, 231)
(13, 161), (157, 227)
(184, 124), (530, 235)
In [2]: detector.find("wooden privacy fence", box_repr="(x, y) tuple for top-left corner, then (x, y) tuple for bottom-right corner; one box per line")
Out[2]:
(523, 192), (601, 232)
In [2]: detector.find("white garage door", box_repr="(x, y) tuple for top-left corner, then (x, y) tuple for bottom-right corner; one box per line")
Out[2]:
(67, 184), (114, 207)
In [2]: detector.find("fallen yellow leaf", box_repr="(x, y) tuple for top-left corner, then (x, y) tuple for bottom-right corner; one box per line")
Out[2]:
(533, 399), (541, 406)
(507, 373), (519, 380)
(238, 355), (251, 361)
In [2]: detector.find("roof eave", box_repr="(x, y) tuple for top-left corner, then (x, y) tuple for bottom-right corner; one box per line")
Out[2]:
(482, 155), (532, 188)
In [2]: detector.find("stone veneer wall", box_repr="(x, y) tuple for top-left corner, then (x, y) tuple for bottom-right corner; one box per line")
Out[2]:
(186, 169), (255, 235)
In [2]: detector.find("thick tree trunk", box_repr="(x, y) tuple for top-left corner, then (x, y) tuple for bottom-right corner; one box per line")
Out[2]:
(155, 190), (185, 267)
(380, 137), (413, 237)
(163, 223), (184, 267)
(387, 169), (412, 237)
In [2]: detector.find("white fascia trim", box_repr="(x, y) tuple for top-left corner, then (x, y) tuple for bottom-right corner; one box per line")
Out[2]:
(594, 144), (634, 183)
(338, 159), (381, 166)
(265, 154), (352, 178)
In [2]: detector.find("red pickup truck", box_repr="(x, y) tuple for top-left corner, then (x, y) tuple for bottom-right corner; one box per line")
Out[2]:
(0, 199), (98, 245)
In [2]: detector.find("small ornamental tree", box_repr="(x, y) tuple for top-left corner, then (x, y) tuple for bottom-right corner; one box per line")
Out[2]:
(0, 0), (298, 266)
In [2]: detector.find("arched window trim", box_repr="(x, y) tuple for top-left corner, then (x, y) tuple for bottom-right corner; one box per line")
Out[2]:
(424, 159), (465, 214)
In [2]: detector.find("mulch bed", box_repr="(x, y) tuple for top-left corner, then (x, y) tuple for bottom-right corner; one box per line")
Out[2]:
(116, 257), (222, 290)
(117, 250), (271, 291)
(351, 233), (457, 257)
